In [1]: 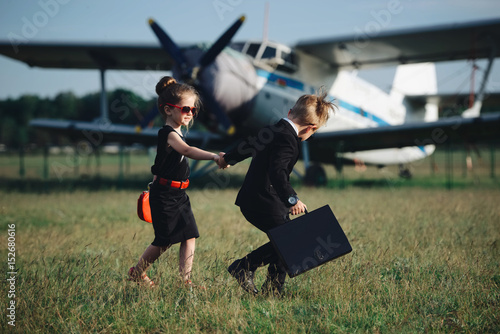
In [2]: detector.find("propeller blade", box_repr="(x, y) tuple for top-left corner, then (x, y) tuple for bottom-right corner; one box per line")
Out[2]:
(136, 106), (159, 132)
(198, 15), (245, 68)
(148, 18), (188, 68)
(193, 15), (245, 135)
(198, 85), (235, 136)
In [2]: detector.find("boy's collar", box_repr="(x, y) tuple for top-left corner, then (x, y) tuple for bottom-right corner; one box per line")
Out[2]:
(283, 118), (298, 135)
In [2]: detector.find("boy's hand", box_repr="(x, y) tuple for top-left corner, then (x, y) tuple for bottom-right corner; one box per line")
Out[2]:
(289, 200), (307, 215)
(217, 152), (230, 169)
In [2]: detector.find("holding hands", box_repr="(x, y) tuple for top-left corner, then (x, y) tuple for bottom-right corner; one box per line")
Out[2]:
(216, 152), (230, 169)
(211, 152), (229, 169)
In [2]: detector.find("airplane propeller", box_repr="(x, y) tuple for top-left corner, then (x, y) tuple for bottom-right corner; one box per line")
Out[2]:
(148, 19), (188, 78)
(135, 105), (159, 133)
(148, 16), (245, 135)
(198, 16), (245, 70)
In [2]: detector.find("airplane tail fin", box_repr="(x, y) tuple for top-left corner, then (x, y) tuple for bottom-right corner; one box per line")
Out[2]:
(390, 63), (438, 123)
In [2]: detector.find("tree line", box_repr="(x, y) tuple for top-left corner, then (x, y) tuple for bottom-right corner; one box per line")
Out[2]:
(0, 89), (158, 149)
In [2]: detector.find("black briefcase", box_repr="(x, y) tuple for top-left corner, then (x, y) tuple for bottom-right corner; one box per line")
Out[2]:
(267, 205), (352, 278)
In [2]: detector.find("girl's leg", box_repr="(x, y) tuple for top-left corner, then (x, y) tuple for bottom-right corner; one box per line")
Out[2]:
(135, 244), (170, 275)
(179, 238), (196, 282)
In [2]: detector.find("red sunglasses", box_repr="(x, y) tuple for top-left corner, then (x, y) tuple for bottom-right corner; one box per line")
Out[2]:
(164, 103), (198, 115)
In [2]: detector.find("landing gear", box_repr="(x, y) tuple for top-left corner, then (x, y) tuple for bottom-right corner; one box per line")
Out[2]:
(398, 164), (412, 179)
(304, 164), (327, 186)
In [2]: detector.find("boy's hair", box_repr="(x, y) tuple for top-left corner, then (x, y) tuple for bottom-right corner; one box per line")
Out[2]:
(289, 87), (336, 127)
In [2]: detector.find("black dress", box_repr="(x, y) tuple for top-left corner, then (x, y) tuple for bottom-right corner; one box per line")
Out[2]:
(149, 125), (199, 247)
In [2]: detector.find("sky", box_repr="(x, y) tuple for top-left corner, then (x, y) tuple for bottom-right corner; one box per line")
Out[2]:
(1, 0), (499, 100)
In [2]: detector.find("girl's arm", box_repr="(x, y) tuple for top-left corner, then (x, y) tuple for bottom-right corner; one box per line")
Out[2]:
(167, 132), (219, 161)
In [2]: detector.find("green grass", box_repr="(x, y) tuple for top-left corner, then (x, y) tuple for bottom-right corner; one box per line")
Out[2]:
(1, 145), (500, 190)
(0, 147), (499, 332)
(0, 186), (499, 333)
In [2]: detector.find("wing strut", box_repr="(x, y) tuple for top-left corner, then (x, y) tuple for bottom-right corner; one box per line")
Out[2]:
(463, 39), (497, 118)
(99, 68), (109, 122)
(88, 51), (112, 123)
(475, 42), (496, 106)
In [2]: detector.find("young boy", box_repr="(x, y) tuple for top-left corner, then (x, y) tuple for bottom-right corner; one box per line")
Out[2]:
(218, 91), (335, 295)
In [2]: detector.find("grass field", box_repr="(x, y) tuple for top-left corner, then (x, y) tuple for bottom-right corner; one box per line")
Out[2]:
(0, 148), (499, 333)
(1, 145), (499, 189)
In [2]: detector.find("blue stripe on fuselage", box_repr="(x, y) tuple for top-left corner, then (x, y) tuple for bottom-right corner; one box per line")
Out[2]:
(257, 69), (389, 126)
(256, 69), (426, 154)
(336, 100), (390, 126)
(256, 69), (305, 91)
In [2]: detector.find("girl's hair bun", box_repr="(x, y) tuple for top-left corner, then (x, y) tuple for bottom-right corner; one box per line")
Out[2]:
(155, 76), (177, 96)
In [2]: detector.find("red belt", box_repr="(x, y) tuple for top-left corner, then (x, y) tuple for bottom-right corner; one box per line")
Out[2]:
(157, 178), (189, 189)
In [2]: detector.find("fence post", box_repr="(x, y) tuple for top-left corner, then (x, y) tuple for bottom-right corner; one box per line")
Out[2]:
(446, 142), (453, 190)
(19, 145), (25, 178)
(491, 145), (496, 179)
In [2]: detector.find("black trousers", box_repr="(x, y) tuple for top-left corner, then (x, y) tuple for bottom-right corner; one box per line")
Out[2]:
(239, 208), (289, 281)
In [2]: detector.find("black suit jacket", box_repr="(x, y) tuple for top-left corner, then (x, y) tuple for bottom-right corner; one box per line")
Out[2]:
(224, 119), (301, 217)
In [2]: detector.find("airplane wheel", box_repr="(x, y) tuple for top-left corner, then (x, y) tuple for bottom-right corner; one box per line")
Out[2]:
(398, 165), (412, 179)
(304, 164), (327, 186)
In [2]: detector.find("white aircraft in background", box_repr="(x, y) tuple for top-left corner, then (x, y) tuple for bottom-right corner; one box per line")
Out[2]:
(1, 16), (499, 182)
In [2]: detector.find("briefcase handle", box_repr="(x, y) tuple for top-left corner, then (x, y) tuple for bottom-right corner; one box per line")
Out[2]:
(305, 209), (309, 214)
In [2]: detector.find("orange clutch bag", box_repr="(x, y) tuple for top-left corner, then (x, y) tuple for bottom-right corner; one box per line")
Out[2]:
(137, 190), (152, 223)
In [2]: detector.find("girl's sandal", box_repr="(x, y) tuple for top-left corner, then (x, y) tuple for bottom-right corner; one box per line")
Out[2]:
(128, 267), (156, 288)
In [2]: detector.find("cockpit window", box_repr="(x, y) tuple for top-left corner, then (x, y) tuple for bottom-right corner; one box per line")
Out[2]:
(246, 43), (260, 58)
(282, 51), (296, 66)
(230, 42), (245, 52)
(261, 46), (276, 59)
(242, 41), (298, 73)
(277, 50), (298, 73)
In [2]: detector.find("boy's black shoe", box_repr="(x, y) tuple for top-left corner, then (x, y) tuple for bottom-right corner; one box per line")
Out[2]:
(261, 262), (286, 296)
(227, 259), (259, 295)
(261, 277), (284, 297)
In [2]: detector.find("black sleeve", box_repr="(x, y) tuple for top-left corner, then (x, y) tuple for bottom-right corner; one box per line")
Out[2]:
(268, 132), (297, 206)
(223, 137), (259, 165)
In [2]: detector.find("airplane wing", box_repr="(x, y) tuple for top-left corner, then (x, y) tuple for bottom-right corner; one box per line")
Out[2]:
(295, 18), (500, 69)
(0, 41), (176, 70)
(3, 18), (499, 71)
(30, 113), (500, 166)
(29, 119), (226, 149)
(308, 113), (500, 163)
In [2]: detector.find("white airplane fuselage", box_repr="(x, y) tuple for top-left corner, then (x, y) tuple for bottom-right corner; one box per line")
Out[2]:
(194, 40), (437, 166)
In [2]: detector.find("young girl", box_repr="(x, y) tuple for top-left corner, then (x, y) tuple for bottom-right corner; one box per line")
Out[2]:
(128, 76), (220, 288)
